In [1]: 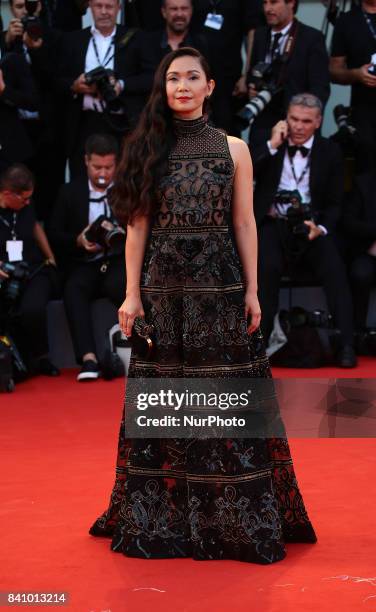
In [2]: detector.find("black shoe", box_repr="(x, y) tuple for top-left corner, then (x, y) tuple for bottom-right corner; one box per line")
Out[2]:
(36, 357), (60, 377)
(336, 345), (357, 368)
(77, 360), (100, 382)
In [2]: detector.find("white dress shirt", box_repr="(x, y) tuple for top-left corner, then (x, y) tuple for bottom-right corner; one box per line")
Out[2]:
(88, 180), (112, 225)
(83, 25), (116, 112)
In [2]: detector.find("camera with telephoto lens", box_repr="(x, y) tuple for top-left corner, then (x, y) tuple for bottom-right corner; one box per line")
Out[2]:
(84, 215), (125, 252)
(84, 66), (118, 105)
(274, 190), (312, 237)
(237, 62), (280, 127)
(21, 0), (43, 41)
(0, 261), (30, 303)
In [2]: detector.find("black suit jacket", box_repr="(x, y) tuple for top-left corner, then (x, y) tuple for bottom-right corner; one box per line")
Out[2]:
(253, 134), (344, 233)
(0, 50), (39, 166)
(248, 21), (330, 122)
(342, 173), (376, 256)
(55, 25), (138, 153)
(48, 178), (91, 268)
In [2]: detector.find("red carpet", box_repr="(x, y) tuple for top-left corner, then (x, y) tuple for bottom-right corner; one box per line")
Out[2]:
(1, 363), (376, 612)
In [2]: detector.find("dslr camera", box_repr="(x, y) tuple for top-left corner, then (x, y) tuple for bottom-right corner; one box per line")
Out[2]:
(0, 261), (30, 304)
(85, 215), (126, 253)
(274, 190), (312, 237)
(237, 62), (280, 127)
(21, 0), (43, 41)
(84, 67), (118, 105)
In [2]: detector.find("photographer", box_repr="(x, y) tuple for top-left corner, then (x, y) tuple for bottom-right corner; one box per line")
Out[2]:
(246, 0), (330, 148)
(4, 0), (65, 222)
(0, 164), (59, 376)
(0, 48), (38, 171)
(330, 0), (376, 173)
(55, 0), (137, 178)
(254, 93), (356, 367)
(48, 134), (125, 382)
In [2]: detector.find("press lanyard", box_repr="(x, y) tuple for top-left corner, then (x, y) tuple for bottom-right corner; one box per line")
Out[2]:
(0, 212), (17, 240)
(287, 152), (311, 188)
(89, 194), (111, 218)
(362, 10), (376, 43)
(91, 34), (115, 68)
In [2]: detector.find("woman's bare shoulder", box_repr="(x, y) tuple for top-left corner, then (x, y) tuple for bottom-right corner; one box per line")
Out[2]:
(226, 136), (252, 165)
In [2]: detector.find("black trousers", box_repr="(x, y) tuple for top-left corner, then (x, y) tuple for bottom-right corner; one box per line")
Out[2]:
(349, 253), (376, 330)
(258, 217), (354, 344)
(9, 266), (59, 364)
(63, 257), (125, 363)
(69, 110), (128, 179)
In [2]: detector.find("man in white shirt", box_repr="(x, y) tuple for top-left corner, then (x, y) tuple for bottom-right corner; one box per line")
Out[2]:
(56, 0), (137, 177)
(253, 93), (356, 368)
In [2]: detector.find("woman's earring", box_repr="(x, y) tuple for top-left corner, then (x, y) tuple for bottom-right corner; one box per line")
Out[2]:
(206, 95), (211, 100)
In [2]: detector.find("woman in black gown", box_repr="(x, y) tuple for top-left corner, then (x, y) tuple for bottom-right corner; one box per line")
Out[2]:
(90, 47), (317, 563)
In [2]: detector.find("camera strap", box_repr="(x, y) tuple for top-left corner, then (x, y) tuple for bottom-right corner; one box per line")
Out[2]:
(275, 19), (300, 87)
(287, 150), (311, 188)
(91, 35), (115, 68)
(362, 9), (376, 43)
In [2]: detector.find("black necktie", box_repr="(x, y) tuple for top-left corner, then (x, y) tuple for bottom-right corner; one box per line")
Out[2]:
(288, 145), (310, 158)
(270, 32), (282, 61)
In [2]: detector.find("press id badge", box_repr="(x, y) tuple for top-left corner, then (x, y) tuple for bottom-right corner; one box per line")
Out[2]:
(6, 240), (23, 262)
(205, 13), (224, 30)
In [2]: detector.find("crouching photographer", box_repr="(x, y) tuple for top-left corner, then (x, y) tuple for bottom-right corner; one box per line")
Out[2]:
(0, 164), (60, 378)
(48, 134), (126, 382)
(253, 93), (357, 367)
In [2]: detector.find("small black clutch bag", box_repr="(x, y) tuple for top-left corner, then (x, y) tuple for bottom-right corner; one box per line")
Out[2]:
(131, 316), (155, 359)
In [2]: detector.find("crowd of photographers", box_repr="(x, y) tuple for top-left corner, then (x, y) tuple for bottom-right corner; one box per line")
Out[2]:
(0, 0), (376, 385)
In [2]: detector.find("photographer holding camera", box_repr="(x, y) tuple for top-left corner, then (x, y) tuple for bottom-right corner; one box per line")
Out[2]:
(330, 0), (376, 173)
(48, 134), (125, 381)
(253, 93), (356, 368)
(4, 0), (66, 222)
(56, 0), (137, 178)
(245, 0), (330, 148)
(0, 164), (59, 376)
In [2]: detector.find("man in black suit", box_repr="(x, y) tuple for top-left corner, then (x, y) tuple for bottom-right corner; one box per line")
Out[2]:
(330, 0), (376, 173)
(247, 0), (330, 147)
(56, 0), (137, 177)
(49, 134), (125, 381)
(0, 49), (38, 172)
(254, 93), (356, 368)
(48, 134), (125, 381)
(122, 0), (208, 124)
(342, 172), (376, 333)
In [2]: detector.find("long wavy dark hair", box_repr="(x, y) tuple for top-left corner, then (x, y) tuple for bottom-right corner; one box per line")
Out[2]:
(113, 47), (212, 225)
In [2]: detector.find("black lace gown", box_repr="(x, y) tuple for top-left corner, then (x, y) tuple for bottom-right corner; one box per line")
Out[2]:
(89, 116), (317, 563)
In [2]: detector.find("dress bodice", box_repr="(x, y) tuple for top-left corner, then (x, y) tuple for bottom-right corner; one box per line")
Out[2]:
(154, 116), (235, 230)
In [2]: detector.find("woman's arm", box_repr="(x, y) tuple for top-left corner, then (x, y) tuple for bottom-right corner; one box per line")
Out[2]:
(227, 136), (261, 333)
(118, 215), (151, 337)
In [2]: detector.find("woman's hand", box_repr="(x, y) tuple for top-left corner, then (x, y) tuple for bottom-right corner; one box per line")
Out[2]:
(118, 295), (145, 338)
(245, 290), (261, 335)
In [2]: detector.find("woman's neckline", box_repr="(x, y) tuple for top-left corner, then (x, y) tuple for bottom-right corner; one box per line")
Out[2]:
(173, 115), (208, 137)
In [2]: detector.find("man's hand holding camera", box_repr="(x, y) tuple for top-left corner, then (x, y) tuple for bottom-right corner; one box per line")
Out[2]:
(5, 18), (43, 50)
(72, 74), (98, 96)
(76, 225), (102, 253)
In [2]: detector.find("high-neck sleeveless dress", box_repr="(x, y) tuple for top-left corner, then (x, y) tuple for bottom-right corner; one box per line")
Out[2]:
(90, 116), (317, 563)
